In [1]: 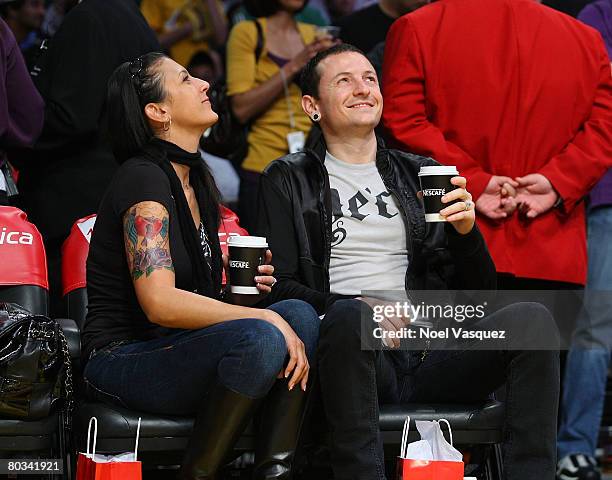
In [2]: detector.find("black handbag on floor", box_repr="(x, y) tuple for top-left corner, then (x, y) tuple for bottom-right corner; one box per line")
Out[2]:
(0, 302), (73, 420)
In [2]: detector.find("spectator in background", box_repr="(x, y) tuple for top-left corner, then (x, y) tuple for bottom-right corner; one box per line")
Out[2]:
(544, 0), (592, 17)
(226, 0), (334, 231)
(383, 0), (612, 317)
(338, 0), (428, 54)
(0, 17), (42, 204)
(338, 0), (429, 77)
(10, 0), (160, 314)
(141, 0), (227, 67)
(228, 0), (329, 28)
(556, 3), (612, 479)
(41, 0), (79, 38)
(187, 49), (223, 85)
(0, 0), (45, 67)
(325, 0), (354, 23)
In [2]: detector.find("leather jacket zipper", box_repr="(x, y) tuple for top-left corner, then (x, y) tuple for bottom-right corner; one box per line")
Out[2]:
(321, 164), (333, 294)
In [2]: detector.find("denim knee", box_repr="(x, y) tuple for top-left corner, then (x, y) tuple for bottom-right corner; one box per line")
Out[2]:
(233, 319), (287, 394)
(268, 299), (320, 360)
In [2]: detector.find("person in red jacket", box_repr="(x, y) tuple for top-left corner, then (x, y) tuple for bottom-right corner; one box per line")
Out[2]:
(382, 0), (612, 296)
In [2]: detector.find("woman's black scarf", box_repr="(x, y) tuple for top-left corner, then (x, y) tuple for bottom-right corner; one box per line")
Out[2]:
(142, 138), (223, 299)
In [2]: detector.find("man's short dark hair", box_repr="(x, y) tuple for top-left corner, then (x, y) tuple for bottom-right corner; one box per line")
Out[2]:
(244, 0), (309, 18)
(300, 43), (366, 98)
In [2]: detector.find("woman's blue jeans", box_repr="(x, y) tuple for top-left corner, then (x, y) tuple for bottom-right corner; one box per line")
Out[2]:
(82, 299), (319, 415)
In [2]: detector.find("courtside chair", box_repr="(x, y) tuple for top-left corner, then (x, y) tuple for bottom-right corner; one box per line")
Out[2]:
(0, 206), (77, 480)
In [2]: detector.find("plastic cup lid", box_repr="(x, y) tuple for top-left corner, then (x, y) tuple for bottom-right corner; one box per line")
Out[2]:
(418, 165), (459, 176)
(227, 236), (268, 248)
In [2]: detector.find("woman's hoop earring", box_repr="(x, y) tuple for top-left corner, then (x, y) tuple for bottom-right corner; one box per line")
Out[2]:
(163, 118), (172, 131)
(312, 112), (321, 122)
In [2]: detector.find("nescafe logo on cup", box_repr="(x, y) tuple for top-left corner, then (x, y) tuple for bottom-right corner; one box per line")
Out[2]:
(418, 165), (459, 222)
(229, 260), (250, 269)
(422, 188), (447, 197)
(227, 236), (268, 294)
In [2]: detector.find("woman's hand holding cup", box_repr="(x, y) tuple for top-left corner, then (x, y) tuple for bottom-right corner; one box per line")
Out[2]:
(254, 249), (276, 294)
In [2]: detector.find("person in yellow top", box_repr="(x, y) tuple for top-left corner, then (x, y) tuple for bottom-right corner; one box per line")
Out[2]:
(141, 0), (227, 66)
(226, 0), (335, 231)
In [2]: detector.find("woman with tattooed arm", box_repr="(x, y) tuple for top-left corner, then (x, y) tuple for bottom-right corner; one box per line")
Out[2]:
(80, 52), (319, 480)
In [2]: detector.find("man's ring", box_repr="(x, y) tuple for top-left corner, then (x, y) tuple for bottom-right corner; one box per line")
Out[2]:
(465, 200), (474, 211)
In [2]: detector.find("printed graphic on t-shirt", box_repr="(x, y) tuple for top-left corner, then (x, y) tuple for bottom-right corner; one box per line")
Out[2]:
(199, 222), (212, 269)
(330, 187), (399, 247)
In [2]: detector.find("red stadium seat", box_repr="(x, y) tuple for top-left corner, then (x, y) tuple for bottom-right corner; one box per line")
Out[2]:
(219, 205), (249, 285)
(0, 206), (48, 314)
(61, 214), (96, 329)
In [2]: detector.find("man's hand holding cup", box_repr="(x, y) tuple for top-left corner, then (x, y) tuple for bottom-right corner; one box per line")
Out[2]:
(418, 166), (475, 235)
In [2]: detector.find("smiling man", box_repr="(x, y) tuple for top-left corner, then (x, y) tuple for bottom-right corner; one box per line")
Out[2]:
(256, 44), (560, 480)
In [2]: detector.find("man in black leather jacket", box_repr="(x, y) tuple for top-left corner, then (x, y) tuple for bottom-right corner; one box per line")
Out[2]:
(256, 44), (560, 480)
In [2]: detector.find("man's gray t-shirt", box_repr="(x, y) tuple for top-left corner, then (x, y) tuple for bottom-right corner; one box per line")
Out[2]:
(325, 151), (408, 296)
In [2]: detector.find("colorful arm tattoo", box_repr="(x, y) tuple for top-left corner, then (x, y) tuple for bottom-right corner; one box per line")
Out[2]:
(123, 202), (174, 280)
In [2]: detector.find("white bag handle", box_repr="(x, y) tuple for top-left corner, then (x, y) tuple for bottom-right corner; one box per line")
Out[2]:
(134, 417), (142, 461)
(400, 416), (411, 459)
(86, 417), (98, 458)
(438, 418), (454, 447)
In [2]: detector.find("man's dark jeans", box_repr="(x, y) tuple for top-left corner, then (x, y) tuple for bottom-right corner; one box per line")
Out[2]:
(318, 299), (560, 480)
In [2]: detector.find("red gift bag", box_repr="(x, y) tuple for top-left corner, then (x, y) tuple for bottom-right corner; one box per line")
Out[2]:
(396, 418), (464, 480)
(76, 417), (143, 480)
(396, 458), (465, 479)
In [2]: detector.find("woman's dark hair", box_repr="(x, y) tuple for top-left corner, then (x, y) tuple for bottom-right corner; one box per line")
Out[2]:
(244, 0), (308, 18)
(106, 52), (167, 163)
(300, 43), (366, 98)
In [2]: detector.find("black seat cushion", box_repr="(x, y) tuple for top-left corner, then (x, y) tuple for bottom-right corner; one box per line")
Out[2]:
(75, 400), (504, 453)
(75, 402), (194, 439)
(0, 413), (59, 436)
(0, 413), (58, 451)
(379, 400), (504, 431)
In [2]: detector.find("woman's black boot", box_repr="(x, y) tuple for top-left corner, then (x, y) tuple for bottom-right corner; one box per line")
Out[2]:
(180, 383), (259, 480)
(253, 379), (309, 480)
